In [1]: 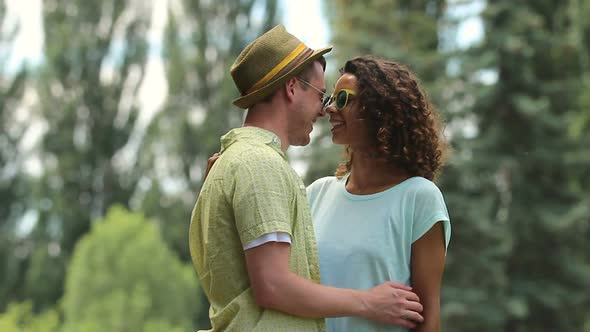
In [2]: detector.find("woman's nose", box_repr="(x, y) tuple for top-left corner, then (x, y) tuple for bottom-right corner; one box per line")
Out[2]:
(324, 104), (337, 114)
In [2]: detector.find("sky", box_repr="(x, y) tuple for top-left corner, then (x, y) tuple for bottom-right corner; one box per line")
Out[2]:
(2, 0), (43, 68)
(281, 0), (330, 49)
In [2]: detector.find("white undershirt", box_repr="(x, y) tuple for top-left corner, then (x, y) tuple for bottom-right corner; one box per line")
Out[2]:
(243, 232), (292, 250)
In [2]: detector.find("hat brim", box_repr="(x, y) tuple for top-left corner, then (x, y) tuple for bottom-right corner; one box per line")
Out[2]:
(232, 46), (333, 109)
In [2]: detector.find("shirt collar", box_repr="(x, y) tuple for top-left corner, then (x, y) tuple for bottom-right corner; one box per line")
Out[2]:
(220, 126), (285, 159)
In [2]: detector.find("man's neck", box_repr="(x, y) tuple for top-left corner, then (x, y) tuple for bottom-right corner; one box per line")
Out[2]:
(243, 103), (290, 152)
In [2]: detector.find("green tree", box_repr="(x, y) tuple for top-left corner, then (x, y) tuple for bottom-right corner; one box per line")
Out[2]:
(138, 0), (278, 261)
(17, 0), (154, 312)
(439, 0), (590, 331)
(0, 0), (32, 311)
(36, 0), (152, 255)
(0, 67), (29, 309)
(62, 205), (201, 332)
(324, 0), (445, 75)
(0, 301), (60, 332)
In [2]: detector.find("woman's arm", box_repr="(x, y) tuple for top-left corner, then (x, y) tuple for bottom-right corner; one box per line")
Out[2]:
(411, 221), (447, 332)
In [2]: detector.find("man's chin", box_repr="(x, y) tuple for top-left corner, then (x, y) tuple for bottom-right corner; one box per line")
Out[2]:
(292, 136), (311, 147)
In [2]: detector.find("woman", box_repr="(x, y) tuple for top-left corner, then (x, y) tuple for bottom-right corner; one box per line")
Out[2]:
(307, 55), (450, 332)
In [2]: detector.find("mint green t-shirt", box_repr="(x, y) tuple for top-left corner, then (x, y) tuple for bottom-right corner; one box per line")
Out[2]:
(307, 175), (451, 332)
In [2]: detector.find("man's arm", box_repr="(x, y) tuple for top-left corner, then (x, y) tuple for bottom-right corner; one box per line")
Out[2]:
(410, 221), (446, 332)
(245, 242), (424, 329)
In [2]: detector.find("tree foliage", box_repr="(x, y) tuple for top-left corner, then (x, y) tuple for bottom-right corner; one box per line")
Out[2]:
(138, 0), (278, 261)
(0, 0), (31, 311)
(61, 205), (200, 332)
(439, 0), (590, 330)
(319, 1), (590, 331)
(12, 0), (156, 312)
(0, 301), (59, 332)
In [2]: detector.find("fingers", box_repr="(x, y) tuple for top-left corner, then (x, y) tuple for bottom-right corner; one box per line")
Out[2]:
(389, 285), (424, 326)
(396, 288), (421, 304)
(367, 282), (425, 327)
(206, 153), (220, 170)
(393, 318), (418, 329)
(402, 309), (424, 323)
(392, 308), (424, 329)
(208, 152), (220, 163)
(385, 282), (421, 304)
(203, 152), (221, 181)
(402, 297), (424, 313)
(385, 281), (413, 291)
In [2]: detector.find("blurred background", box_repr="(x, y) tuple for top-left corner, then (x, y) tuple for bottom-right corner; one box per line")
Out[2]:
(1, 0), (589, 331)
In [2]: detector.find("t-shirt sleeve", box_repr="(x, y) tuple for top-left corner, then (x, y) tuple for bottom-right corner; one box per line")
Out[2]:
(411, 182), (451, 250)
(243, 232), (292, 250)
(306, 179), (321, 209)
(231, 157), (294, 246)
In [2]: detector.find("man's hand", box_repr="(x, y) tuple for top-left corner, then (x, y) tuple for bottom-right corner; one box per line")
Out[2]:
(202, 152), (220, 181)
(361, 281), (424, 329)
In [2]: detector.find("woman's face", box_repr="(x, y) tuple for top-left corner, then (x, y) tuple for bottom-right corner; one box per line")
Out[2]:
(326, 73), (372, 146)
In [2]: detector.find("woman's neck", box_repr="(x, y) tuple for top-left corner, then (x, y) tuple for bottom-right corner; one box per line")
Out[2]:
(346, 149), (409, 195)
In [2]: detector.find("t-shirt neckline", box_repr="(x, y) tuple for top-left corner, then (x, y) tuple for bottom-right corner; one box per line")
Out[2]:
(339, 174), (418, 201)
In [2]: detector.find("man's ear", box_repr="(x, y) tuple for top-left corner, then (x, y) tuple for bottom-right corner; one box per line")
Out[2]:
(284, 77), (298, 102)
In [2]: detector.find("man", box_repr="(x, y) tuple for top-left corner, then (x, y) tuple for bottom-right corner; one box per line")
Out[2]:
(189, 25), (423, 331)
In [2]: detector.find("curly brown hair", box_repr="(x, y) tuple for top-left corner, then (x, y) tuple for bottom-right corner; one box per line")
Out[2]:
(334, 55), (448, 181)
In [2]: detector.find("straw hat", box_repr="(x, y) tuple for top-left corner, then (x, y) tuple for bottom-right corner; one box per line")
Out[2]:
(230, 24), (332, 109)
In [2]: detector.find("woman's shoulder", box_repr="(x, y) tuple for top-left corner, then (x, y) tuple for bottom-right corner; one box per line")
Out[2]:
(309, 175), (340, 186)
(308, 175), (346, 189)
(306, 176), (342, 196)
(401, 176), (444, 197)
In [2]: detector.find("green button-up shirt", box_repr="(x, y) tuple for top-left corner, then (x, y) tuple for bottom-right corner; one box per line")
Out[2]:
(189, 126), (323, 331)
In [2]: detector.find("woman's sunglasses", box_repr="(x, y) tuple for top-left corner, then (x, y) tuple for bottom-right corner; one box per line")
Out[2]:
(323, 89), (357, 110)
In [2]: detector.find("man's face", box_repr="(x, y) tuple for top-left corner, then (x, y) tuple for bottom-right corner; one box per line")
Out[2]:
(287, 62), (327, 147)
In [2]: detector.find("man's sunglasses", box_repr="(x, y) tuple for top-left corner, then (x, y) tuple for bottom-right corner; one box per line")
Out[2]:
(324, 89), (357, 110)
(296, 77), (330, 108)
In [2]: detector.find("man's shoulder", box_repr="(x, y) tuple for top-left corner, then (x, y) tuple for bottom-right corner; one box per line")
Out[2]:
(218, 143), (293, 185)
(224, 140), (283, 164)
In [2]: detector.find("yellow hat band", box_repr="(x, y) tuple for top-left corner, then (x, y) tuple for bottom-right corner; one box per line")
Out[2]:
(246, 43), (307, 94)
